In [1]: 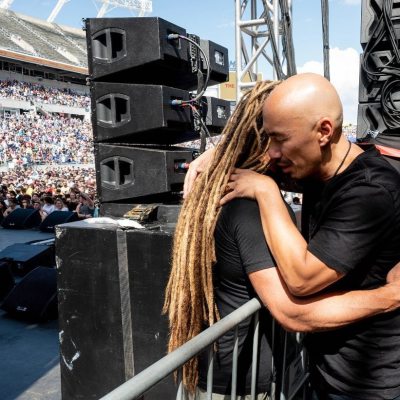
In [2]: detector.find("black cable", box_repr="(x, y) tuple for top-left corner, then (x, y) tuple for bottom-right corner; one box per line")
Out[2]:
(191, 103), (216, 148)
(383, 0), (400, 62)
(362, 0), (400, 80)
(381, 76), (400, 129)
(380, 1), (400, 130)
(167, 34), (211, 105)
(360, 0), (400, 132)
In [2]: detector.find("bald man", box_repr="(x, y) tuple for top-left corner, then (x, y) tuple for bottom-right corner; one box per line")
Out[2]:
(187, 73), (400, 399)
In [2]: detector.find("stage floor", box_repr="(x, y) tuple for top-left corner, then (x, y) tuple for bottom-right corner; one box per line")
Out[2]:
(0, 227), (60, 400)
(0, 310), (60, 400)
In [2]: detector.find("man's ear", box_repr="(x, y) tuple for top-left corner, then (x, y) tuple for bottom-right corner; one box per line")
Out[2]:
(317, 117), (334, 147)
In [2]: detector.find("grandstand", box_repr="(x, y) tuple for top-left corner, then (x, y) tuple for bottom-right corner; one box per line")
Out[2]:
(0, 8), (92, 173)
(0, 9), (87, 72)
(0, 9), (89, 120)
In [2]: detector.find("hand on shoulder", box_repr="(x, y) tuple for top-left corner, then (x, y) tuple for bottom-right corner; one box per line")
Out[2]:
(220, 168), (280, 206)
(183, 148), (215, 198)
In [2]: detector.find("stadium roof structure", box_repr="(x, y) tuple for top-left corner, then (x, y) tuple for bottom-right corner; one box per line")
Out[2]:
(0, 8), (87, 75)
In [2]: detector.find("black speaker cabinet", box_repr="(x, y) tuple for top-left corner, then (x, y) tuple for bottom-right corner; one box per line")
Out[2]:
(85, 17), (229, 90)
(359, 51), (400, 103)
(200, 96), (231, 133)
(39, 211), (79, 233)
(86, 17), (196, 88)
(0, 243), (55, 276)
(357, 101), (400, 138)
(1, 208), (41, 229)
(91, 83), (193, 144)
(95, 144), (194, 202)
(361, 0), (400, 49)
(0, 260), (15, 300)
(199, 39), (229, 85)
(1, 266), (57, 320)
(56, 215), (179, 399)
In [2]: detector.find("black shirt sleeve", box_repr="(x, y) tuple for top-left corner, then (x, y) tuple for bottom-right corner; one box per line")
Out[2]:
(217, 198), (276, 274)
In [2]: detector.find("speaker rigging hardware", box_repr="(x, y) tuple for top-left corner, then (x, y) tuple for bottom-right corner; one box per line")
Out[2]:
(123, 204), (159, 222)
(167, 33), (211, 105)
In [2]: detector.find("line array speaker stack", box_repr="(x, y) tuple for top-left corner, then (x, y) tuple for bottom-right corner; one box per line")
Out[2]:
(57, 17), (230, 400)
(86, 16), (230, 208)
(358, 0), (400, 171)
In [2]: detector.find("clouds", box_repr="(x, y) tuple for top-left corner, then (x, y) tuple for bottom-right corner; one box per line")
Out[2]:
(297, 47), (360, 124)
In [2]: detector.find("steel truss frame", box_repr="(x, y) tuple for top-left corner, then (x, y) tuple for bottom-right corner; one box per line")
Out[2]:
(234, 0), (296, 100)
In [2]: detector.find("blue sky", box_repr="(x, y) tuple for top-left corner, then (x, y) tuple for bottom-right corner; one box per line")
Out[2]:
(8, 0), (363, 123)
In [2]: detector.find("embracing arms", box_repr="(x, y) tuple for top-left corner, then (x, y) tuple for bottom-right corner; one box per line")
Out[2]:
(221, 169), (343, 296)
(248, 266), (400, 332)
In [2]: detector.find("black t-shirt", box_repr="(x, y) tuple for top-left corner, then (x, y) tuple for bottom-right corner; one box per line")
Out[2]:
(303, 147), (400, 399)
(198, 198), (276, 395)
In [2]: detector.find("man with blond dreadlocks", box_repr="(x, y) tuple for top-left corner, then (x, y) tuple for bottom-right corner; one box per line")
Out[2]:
(165, 79), (400, 400)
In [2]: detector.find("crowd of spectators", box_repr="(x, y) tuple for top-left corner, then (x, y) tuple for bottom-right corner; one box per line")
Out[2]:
(0, 80), (90, 108)
(0, 79), (98, 223)
(0, 165), (97, 222)
(0, 111), (94, 166)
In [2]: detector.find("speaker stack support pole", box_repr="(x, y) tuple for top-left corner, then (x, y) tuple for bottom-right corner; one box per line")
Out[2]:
(57, 17), (230, 399)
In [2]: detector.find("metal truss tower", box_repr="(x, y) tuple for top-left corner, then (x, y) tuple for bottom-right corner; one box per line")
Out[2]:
(235, 0), (296, 100)
(46, 0), (152, 23)
(96, 0), (152, 18)
(47, 0), (70, 23)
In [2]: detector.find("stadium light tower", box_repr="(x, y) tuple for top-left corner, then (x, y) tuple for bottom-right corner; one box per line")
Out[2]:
(0, 0), (15, 9)
(96, 0), (152, 18)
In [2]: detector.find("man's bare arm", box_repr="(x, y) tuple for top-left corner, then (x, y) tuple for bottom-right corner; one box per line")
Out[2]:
(222, 169), (343, 296)
(249, 267), (400, 332)
(183, 148), (215, 198)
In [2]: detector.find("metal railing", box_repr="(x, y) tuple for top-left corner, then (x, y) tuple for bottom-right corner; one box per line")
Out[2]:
(100, 298), (308, 400)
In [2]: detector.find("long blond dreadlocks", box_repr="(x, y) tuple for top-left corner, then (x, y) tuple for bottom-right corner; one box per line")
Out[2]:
(163, 80), (280, 393)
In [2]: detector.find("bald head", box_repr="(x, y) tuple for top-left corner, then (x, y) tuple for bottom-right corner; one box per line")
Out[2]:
(262, 73), (349, 180)
(264, 73), (343, 135)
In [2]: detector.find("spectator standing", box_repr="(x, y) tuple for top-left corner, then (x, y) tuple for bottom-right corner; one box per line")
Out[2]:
(20, 198), (33, 209)
(3, 198), (20, 217)
(66, 190), (79, 212)
(32, 200), (47, 221)
(42, 196), (55, 215)
(54, 198), (68, 212)
(76, 193), (95, 219)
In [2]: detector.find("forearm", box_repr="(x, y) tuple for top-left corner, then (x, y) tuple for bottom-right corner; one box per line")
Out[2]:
(223, 169), (343, 295)
(277, 285), (400, 332)
(255, 186), (341, 295)
(250, 269), (400, 333)
(255, 187), (313, 292)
